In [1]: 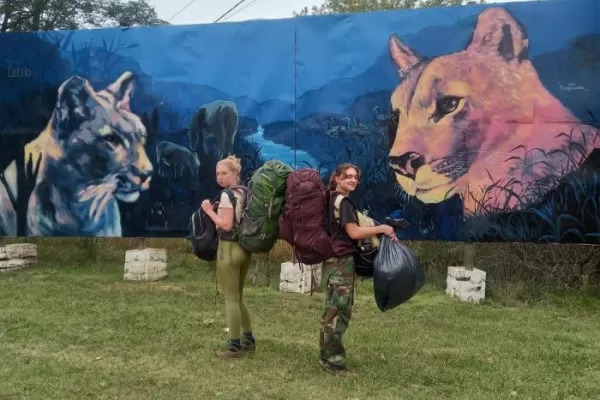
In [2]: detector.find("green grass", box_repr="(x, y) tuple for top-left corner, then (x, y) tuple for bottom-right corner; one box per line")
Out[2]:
(1, 240), (599, 399)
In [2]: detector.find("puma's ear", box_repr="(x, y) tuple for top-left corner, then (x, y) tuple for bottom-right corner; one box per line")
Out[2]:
(388, 34), (424, 77)
(53, 75), (97, 138)
(466, 7), (529, 62)
(107, 71), (136, 111)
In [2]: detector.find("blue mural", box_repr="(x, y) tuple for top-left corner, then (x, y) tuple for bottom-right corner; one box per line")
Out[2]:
(0, 0), (599, 243)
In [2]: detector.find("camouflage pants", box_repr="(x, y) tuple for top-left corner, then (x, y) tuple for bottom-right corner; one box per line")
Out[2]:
(319, 256), (355, 367)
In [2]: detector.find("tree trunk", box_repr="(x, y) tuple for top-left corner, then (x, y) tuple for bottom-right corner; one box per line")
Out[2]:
(31, 0), (44, 31)
(1, 0), (12, 32)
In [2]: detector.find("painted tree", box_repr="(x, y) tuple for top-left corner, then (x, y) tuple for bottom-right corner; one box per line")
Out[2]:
(295, 0), (486, 16)
(0, 0), (168, 32)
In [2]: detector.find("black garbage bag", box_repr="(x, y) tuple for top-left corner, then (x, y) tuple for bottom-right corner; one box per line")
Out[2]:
(373, 237), (425, 312)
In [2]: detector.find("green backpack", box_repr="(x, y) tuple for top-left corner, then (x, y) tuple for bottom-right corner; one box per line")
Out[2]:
(237, 160), (293, 253)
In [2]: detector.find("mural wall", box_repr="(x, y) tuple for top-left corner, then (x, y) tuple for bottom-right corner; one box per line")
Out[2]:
(0, 0), (599, 243)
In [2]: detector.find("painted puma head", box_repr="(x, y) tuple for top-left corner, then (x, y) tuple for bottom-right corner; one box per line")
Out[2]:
(49, 71), (153, 203)
(387, 7), (595, 214)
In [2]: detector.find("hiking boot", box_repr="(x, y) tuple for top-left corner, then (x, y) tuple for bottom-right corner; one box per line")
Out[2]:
(215, 342), (245, 359)
(319, 359), (354, 376)
(241, 339), (256, 353)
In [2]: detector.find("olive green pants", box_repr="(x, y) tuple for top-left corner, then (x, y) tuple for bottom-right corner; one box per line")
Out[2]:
(217, 240), (252, 340)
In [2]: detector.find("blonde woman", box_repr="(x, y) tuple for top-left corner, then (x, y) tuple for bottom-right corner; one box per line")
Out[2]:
(201, 155), (254, 358)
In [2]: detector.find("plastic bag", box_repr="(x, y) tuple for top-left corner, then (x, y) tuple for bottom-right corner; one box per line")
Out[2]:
(373, 236), (425, 312)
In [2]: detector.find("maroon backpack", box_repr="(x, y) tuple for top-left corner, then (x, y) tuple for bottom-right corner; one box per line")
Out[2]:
(278, 168), (354, 264)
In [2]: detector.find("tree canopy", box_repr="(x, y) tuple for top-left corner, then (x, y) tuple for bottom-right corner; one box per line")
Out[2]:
(0, 0), (168, 32)
(294, 0), (486, 16)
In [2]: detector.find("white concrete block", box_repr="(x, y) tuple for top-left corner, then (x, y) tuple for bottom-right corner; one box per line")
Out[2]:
(0, 244), (37, 272)
(0, 258), (35, 272)
(124, 248), (167, 263)
(124, 248), (167, 281)
(446, 266), (486, 304)
(5, 243), (37, 259)
(279, 261), (322, 294)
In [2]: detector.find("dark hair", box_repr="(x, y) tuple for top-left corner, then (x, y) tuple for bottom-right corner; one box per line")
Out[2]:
(328, 163), (361, 190)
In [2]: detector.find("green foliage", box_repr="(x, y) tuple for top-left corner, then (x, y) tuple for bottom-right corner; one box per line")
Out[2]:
(294, 0), (486, 16)
(0, 0), (168, 32)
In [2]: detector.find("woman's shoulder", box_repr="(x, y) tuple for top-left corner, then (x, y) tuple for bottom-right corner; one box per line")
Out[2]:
(335, 194), (356, 209)
(219, 190), (235, 207)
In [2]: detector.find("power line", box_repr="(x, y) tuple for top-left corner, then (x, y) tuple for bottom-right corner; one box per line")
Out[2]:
(222, 0), (257, 22)
(214, 0), (249, 23)
(167, 0), (200, 22)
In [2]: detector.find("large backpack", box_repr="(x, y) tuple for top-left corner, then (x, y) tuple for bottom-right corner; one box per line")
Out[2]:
(189, 189), (237, 261)
(237, 160), (293, 253)
(277, 168), (354, 265)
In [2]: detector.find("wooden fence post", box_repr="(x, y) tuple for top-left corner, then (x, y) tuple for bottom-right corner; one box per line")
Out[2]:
(135, 237), (147, 249)
(464, 242), (475, 271)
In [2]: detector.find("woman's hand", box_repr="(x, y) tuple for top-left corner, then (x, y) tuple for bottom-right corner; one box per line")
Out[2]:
(201, 200), (213, 214)
(379, 224), (397, 241)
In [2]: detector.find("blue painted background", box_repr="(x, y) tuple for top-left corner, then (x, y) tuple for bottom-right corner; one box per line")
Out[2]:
(0, 0), (599, 243)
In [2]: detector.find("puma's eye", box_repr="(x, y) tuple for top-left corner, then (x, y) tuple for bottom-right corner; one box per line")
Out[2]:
(104, 133), (123, 147)
(436, 95), (461, 116)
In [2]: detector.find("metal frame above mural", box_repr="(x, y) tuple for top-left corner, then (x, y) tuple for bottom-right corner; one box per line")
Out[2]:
(0, 0), (599, 243)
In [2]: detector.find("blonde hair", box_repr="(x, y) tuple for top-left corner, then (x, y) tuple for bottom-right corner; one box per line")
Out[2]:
(217, 155), (242, 181)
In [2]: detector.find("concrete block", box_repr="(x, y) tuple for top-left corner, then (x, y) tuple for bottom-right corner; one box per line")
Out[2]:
(5, 243), (37, 259)
(446, 266), (486, 304)
(0, 244), (38, 272)
(124, 248), (168, 281)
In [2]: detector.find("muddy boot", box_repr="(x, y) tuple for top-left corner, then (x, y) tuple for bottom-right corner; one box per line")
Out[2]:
(215, 339), (244, 359)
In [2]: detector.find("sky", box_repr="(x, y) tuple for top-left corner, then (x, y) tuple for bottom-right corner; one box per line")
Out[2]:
(151, 0), (322, 26)
(150, 0), (535, 26)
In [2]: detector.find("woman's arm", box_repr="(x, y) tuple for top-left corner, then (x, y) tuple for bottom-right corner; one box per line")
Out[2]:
(205, 207), (234, 231)
(338, 198), (396, 241)
(344, 223), (387, 240)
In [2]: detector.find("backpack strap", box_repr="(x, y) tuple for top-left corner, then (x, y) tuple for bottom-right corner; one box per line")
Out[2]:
(219, 188), (243, 226)
(333, 194), (344, 221)
(229, 185), (250, 225)
(333, 193), (358, 223)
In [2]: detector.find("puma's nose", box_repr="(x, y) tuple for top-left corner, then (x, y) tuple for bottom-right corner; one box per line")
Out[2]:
(389, 152), (425, 178)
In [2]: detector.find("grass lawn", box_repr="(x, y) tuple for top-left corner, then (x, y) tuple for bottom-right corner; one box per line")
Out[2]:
(1, 240), (599, 399)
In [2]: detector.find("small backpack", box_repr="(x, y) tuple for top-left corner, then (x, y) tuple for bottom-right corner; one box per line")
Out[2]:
(189, 189), (237, 261)
(277, 168), (354, 265)
(237, 160), (293, 253)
